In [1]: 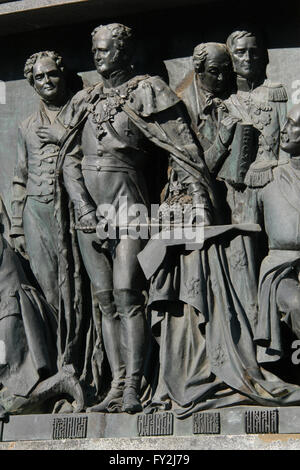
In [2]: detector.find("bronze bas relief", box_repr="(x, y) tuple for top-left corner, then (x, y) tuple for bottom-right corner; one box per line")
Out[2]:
(1, 24), (300, 418)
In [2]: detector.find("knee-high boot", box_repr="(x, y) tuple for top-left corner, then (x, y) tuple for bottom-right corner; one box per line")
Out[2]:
(114, 288), (146, 414)
(87, 290), (125, 412)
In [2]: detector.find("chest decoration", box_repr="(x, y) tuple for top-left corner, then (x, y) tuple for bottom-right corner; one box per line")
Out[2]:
(237, 93), (273, 130)
(86, 76), (147, 141)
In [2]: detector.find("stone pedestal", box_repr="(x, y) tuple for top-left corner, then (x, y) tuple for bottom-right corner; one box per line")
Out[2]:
(1, 407), (300, 449)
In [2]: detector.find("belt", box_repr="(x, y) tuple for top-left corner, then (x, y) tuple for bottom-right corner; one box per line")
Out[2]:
(82, 155), (138, 172)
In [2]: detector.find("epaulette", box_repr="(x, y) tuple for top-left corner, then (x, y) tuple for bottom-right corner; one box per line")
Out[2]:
(264, 80), (288, 102)
(244, 160), (278, 188)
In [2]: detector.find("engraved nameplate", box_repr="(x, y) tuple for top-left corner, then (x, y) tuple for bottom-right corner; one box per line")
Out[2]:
(52, 416), (88, 440)
(245, 410), (279, 434)
(137, 413), (174, 436)
(193, 412), (221, 434)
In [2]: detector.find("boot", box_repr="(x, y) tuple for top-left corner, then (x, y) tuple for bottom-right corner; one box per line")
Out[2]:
(114, 289), (146, 414)
(87, 290), (125, 413)
(86, 382), (123, 413)
(122, 386), (142, 414)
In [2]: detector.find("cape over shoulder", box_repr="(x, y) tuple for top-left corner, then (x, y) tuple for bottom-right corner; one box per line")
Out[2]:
(128, 75), (180, 117)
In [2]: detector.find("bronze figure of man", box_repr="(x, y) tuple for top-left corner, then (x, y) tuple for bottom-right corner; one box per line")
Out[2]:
(11, 51), (70, 309)
(223, 30), (288, 223)
(248, 104), (300, 362)
(10, 51), (87, 375)
(62, 23), (214, 414)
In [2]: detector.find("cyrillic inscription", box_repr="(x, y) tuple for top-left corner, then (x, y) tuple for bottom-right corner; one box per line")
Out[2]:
(245, 410), (279, 434)
(137, 412), (174, 436)
(193, 412), (220, 434)
(52, 416), (88, 440)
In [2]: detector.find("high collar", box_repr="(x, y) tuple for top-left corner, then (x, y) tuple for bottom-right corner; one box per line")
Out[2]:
(102, 68), (134, 91)
(236, 75), (264, 92)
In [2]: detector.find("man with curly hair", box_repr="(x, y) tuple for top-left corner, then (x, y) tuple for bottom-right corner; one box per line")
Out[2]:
(61, 23), (215, 414)
(10, 51), (88, 380)
(11, 51), (69, 306)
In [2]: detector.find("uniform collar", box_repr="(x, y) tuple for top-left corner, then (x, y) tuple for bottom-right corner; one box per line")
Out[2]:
(236, 76), (265, 92)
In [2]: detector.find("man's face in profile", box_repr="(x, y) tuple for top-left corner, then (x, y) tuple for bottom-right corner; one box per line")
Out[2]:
(281, 106), (300, 156)
(199, 47), (232, 96)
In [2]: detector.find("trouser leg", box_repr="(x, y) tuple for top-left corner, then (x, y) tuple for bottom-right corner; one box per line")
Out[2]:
(77, 231), (126, 411)
(23, 199), (59, 310)
(112, 237), (147, 413)
(96, 289), (125, 389)
(87, 289), (126, 412)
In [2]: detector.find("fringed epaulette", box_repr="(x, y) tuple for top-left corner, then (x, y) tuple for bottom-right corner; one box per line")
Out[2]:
(264, 80), (288, 102)
(244, 160), (278, 188)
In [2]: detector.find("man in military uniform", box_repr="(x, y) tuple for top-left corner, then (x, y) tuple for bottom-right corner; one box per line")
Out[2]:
(248, 103), (300, 363)
(61, 23), (214, 413)
(223, 30), (288, 223)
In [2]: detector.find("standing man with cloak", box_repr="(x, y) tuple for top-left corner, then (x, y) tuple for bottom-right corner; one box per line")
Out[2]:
(60, 23), (215, 414)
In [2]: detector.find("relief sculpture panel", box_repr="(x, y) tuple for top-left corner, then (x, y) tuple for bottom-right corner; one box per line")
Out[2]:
(1, 21), (300, 435)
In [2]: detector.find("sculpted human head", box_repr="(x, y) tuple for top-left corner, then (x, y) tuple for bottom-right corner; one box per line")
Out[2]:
(24, 51), (66, 104)
(91, 23), (133, 78)
(281, 104), (300, 156)
(226, 31), (268, 82)
(193, 42), (232, 96)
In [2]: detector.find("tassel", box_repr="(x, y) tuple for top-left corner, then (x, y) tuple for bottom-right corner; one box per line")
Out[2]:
(268, 85), (288, 102)
(244, 167), (274, 188)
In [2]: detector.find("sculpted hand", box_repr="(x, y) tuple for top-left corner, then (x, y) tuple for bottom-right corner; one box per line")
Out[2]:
(36, 123), (64, 144)
(13, 235), (29, 260)
(77, 212), (97, 233)
(219, 115), (240, 147)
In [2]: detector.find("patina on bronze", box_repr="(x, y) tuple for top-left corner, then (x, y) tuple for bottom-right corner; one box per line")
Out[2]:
(1, 21), (300, 430)
(60, 23), (214, 414)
